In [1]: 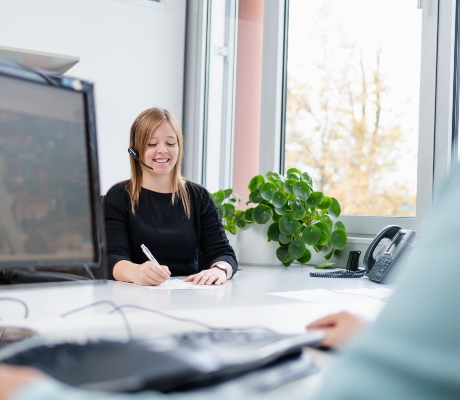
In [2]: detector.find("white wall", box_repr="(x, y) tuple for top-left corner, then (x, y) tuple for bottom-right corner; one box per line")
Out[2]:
(0, 0), (186, 193)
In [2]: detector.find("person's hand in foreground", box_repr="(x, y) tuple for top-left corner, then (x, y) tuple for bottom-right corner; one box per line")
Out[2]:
(0, 364), (46, 400)
(306, 311), (368, 349)
(185, 262), (232, 285)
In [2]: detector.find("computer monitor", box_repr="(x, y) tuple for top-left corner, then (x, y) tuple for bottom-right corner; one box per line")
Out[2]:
(0, 59), (107, 283)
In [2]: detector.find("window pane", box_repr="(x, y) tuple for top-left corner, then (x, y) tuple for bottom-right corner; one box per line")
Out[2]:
(285, 0), (422, 216)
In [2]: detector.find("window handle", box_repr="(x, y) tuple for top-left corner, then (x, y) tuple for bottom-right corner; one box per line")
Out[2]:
(417, 0), (422, 9)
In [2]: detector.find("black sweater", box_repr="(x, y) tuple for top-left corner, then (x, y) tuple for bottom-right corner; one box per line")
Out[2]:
(103, 181), (237, 279)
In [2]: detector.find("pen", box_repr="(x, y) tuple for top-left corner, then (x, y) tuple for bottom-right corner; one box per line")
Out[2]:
(141, 244), (160, 265)
(140, 244), (170, 284)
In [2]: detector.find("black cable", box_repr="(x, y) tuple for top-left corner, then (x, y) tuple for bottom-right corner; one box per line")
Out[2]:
(309, 269), (366, 278)
(110, 304), (276, 333)
(60, 300), (275, 335)
(82, 265), (95, 280)
(60, 300), (133, 340)
(0, 298), (29, 319)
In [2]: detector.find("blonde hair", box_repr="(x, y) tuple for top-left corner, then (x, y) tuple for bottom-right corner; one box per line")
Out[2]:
(126, 107), (191, 217)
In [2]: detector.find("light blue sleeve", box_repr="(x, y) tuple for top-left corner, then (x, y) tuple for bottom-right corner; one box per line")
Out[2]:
(10, 380), (164, 400)
(311, 165), (460, 400)
(10, 379), (214, 400)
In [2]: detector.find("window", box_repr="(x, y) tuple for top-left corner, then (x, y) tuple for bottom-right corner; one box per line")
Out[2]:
(183, 0), (457, 237)
(286, 0), (421, 218)
(280, 0), (456, 235)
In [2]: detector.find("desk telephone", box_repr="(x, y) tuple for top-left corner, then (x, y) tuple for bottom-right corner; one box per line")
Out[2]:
(363, 225), (416, 282)
(310, 225), (416, 283)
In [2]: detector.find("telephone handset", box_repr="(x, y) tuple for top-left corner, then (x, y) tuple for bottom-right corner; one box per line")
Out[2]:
(363, 225), (416, 283)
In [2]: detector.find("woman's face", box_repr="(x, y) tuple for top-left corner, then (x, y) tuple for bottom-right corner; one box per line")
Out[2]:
(143, 120), (179, 177)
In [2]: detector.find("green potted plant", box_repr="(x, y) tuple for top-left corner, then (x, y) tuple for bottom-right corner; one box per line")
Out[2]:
(237, 168), (348, 267)
(210, 188), (240, 235)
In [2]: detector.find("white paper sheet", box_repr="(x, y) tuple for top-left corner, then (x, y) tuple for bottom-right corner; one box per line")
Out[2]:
(268, 288), (390, 303)
(123, 279), (223, 290)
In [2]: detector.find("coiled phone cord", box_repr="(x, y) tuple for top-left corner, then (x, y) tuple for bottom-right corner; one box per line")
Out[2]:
(309, 269), (365, 278)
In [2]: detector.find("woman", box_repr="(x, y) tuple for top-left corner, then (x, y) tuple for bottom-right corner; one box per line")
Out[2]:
(104, 108), (237, 286)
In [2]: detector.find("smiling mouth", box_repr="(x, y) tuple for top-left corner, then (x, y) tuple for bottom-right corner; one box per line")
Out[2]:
(153, 159), (169, 164)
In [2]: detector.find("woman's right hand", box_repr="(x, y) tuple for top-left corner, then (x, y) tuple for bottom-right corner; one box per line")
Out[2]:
(113, 260), (171, 286)
(134, 261), (171, 286)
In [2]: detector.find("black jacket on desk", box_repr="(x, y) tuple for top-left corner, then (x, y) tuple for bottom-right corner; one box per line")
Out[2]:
(103, 181), (237, 280)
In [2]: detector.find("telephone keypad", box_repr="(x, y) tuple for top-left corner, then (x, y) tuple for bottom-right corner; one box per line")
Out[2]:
(367, 255), (394, 282)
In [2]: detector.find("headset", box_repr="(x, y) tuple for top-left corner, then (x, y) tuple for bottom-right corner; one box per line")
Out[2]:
(127, 118), (153, 170)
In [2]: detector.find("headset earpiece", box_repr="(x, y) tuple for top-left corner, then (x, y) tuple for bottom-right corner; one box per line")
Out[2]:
(128, 147), (139, 159)
(128, 117), (154, 170)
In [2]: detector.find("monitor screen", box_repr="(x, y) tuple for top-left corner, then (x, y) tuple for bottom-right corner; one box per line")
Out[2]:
(0, 64), (105, 276)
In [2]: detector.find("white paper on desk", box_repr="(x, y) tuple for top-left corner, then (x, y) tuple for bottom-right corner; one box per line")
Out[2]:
(268, 289), (368, 303)
(332, 287), (394, 300)
(125, 279), (223, 290)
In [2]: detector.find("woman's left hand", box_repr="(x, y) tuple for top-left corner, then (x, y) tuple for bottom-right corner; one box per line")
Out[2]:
(185, 267), (227, 286)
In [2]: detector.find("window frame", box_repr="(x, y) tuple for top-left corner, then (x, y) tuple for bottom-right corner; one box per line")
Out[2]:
(270, 0), (457, 238)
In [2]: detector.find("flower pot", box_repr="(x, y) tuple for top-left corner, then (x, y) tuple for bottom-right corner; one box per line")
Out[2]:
(236, 223), (331, 267)
(237, 223), (281, 266)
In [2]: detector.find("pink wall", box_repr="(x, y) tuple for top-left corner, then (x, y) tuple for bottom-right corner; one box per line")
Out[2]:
(232, 0), (264, 206)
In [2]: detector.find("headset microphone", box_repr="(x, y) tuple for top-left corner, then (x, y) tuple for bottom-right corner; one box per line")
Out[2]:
(128, 147), (153, 170)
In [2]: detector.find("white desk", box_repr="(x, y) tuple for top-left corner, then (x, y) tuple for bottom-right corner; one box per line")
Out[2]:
(0, 264), (388, 398)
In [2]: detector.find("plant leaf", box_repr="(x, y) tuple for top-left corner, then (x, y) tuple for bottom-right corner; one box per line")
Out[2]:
(288, 239), (306, 260)
(323, 249), (334, 260)
(248, 175), (265, 191)
(314, 221), (331, 234)
(272, 191), (287, 208)
(331, 229), (347, 250)
(260, 182), (278, 201)
(293, 181), (311, 200)
(284, 179), (297, 194)
(286, 167), (302, 175)
(334, 221), (346, 231)
(328, 197), (341, 218)
(315, 262), (335, 269)
(227, 218), (236, 235)
(292, 209), (306, 220)
(301, 225), (321, 245)
(279, 233), (292, 244)
(248, 190), (263, 204)
(244, 208), (254, 222)
(234, 210), (247, 228)
(267, 222), (281, 241)
(288, 198), (304, 213)
(223, 188), (233, 198)
(213, 190), (225, 205)
(279, 214), (300, 235)
(306, 191), (324, 207)
(266, 171), (281, 183)
(219, 204), (227, 219)
(297, 248), (312, 264)
(317, 231), (330, 245)
(276, 246), (292, 266)
(224, 203), (235, 218)
(317, 196), (332, 210)
(274, 206), (288, 215)
(253, 204), (273, 224)
(320, 214), (334, 229)
(300, 172), (312, 185)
